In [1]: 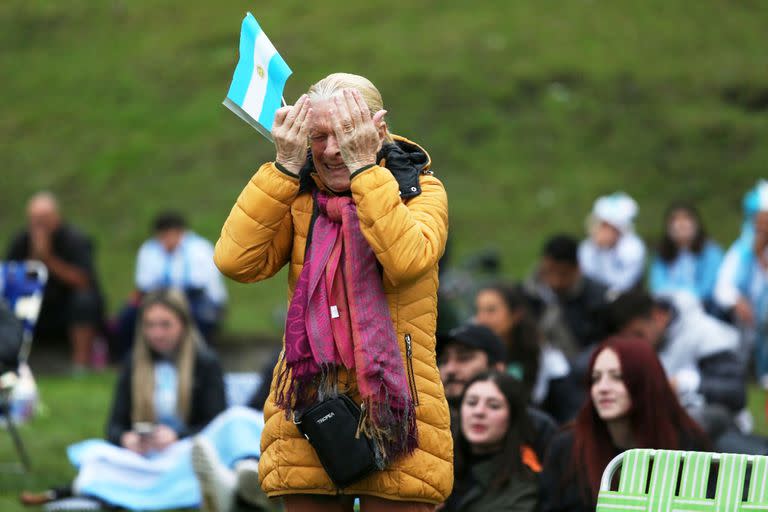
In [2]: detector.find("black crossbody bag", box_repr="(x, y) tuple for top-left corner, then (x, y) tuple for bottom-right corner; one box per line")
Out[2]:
(294, 394), (379, 488)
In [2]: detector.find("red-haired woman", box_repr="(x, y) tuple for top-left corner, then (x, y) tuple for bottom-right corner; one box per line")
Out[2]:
(539, 336), (710, 511)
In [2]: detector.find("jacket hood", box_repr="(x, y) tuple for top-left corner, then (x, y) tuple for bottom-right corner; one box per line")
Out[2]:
(299, 134), (431, 199)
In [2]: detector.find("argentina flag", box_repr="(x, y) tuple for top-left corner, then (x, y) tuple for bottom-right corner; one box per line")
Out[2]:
(223, 13), (292, 143)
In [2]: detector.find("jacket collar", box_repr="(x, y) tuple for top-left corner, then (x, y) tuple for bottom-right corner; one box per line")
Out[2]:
(298, 134), (431, 199)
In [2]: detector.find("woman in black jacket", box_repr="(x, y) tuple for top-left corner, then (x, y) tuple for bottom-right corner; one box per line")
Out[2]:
(443, 371), (541, 512)
(21, 289), (237, 510)
(539, 336), (710, 511)
(106, 288), (226, 447)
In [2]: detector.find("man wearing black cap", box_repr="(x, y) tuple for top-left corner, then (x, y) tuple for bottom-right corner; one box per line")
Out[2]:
(438, 324), (507, 401)
(437, 323), (557, 460)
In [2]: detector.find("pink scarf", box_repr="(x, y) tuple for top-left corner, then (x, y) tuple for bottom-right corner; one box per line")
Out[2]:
(275, 191), (417, 466)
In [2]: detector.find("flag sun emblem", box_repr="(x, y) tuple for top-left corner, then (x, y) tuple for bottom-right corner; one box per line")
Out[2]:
(256, 64), (265, 79)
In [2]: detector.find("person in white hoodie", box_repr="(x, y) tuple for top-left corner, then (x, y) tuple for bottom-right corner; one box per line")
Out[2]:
(578, 192), (647, 293)
(605, 289), (768, 455)
(715, 180), (768, 388)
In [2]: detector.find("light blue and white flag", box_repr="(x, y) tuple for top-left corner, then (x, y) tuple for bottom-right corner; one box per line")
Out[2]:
(223, 13), (292, 143)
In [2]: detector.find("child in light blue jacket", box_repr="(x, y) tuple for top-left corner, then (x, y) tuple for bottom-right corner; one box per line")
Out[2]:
(649, 202), (723, 309)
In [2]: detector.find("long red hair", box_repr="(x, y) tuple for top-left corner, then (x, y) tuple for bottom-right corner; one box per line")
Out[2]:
(571, 336), (708, 501)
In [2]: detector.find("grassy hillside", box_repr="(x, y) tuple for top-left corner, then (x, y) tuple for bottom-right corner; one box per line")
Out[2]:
(2, 0), (767, 335)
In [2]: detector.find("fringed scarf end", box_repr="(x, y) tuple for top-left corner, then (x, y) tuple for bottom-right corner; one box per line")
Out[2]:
(273, 357), (319, 415)
(359, 393), (418, 467)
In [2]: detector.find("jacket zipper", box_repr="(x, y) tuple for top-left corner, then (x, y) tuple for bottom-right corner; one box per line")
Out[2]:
(404, 333), (420, 406)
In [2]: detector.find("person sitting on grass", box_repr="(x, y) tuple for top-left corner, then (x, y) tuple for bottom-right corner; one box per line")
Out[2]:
(437, 323), (558, 461)
(524, 233), (608, 352)
(715, 180), (768, 388)
(578, 192), (646, 294)
(539, 335), (710, 512)
(603, 289), (767, 455)
(20, 290), (264, 511)
(5, 191), (106, 373)
(649, 202), (723, 311)
(113, 211), (228, 358)
(440, 371), (541, 512)
(474, 283), (579, 423)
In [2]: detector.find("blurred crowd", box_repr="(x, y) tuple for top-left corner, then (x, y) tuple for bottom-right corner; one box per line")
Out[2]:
(6, 170), (768, 511)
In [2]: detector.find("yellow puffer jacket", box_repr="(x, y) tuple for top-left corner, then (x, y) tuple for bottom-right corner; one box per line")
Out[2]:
(214, 136), (452, 503)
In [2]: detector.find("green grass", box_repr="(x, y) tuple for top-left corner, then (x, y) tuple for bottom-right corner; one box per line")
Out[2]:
(0, 373), (114, 510)
(1, 1), (768, 337)
(0, 373), (766, 511)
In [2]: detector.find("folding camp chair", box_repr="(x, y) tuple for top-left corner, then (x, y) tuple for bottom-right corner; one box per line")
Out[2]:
(0, 259), (47, 472)
(1, 260), (47, 360)
(597, 448), (768, 511)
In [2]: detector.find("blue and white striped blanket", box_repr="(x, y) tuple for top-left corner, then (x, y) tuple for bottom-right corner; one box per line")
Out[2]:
(67, 406), (263, 511)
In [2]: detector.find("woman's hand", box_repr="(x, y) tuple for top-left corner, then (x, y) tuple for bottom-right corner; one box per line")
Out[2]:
(150, 424), (179, 452)
(120, 431), (146, 454)
(733, 298), (755, 327)
(273, 94), (312, 175)
(330, 89), (386, 172)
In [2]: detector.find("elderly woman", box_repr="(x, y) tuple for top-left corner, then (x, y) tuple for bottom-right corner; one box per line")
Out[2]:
(214, 73), (452, 511)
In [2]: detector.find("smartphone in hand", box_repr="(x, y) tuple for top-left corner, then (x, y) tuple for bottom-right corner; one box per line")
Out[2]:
(133, 421), (155, 441)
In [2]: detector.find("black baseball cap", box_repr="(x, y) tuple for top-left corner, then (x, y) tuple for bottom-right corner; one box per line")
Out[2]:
(437, 323), (507, 365)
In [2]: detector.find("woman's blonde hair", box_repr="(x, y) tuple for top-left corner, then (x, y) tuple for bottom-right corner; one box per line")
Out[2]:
(307, 73), (393, 143)
(131, 289), (200, 425)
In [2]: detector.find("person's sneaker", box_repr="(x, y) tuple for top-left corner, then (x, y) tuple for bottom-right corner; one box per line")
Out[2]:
(234, 458), (269, 508)
(192, 436), (236, 512)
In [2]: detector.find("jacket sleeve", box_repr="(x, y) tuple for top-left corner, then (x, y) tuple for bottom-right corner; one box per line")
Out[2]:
(350, 166), (448, 286)
(105, 361), (133, 445)
(698, 350), (747, 411)
(183, 348), (228, 438)
(542, 376), (582, 425)
(539, 431), (591, 512)
(526, 406), (558, 461)
(714, 244), (744, 309)
(214, 163), (299, 283)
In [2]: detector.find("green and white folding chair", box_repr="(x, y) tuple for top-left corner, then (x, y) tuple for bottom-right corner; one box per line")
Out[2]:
(597, 448), (768, 511)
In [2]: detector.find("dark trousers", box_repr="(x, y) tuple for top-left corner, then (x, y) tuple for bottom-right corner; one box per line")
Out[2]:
(34, 288), (103, 341)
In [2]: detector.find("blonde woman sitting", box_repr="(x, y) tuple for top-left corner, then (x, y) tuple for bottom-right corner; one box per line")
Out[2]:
(21, 290), (265, 511)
